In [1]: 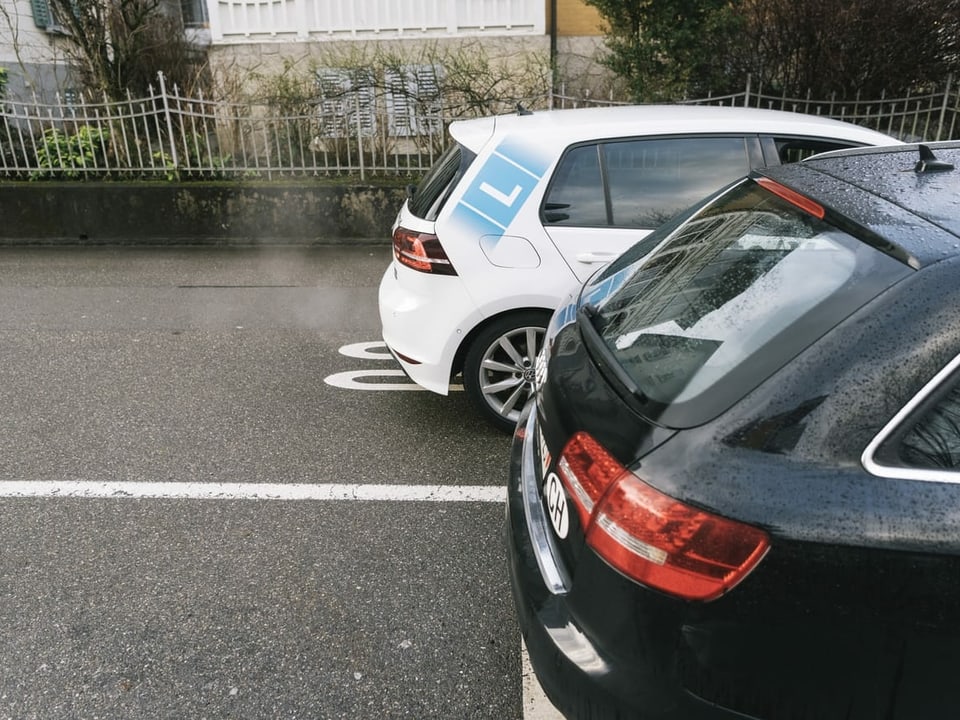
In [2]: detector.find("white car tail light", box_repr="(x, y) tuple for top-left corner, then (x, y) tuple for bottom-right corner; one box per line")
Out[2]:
(392, 227), (457, 275)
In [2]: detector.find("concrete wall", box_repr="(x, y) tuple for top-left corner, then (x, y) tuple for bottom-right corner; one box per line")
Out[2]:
(207, 35), (552, 99)
(0, 182), (407, 245)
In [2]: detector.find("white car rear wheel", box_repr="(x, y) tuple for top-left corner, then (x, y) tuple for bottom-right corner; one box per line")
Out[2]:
(463, 311), (550, 433)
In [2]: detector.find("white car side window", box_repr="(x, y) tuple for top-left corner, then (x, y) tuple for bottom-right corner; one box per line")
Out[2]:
(543, 137), (752, 231)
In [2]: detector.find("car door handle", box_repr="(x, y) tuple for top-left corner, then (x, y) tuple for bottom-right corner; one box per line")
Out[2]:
(576, 252), (618, 264)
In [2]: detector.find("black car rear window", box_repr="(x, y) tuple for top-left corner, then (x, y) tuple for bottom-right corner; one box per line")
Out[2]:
(582, 178), (912, 427)
(408, 143), (476, 221)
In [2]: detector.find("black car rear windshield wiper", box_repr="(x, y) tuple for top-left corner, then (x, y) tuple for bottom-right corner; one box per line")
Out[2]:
(577, 303), (649, 404)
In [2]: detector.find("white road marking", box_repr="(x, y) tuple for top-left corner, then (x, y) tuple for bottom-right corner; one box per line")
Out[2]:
(324, 369), (465, 392)
(0, 481), (505, 502)
(523, 638), (565, 719)
(325, 341), (463, 392)
(338, 341), (395, 360)
(324, 368), (429, 390)
(4, 479), (557, 718)
(8, 339), (551, 717)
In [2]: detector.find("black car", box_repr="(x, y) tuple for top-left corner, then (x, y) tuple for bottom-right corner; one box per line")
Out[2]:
(506, 142), (960, 719)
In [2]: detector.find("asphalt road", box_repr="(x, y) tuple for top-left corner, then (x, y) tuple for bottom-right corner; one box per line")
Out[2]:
(0, 246), (532, 719)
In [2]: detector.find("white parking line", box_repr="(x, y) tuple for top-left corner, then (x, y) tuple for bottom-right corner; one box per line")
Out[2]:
(523, 638), (565, 719)
(0, 481), (504, 502)
(11, 339), (548, 715)
(1, 478), (559, 717)
(1, 478), (560, 717)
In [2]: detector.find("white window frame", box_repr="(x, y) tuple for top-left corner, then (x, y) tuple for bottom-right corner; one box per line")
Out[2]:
(862, 352), (960, 483)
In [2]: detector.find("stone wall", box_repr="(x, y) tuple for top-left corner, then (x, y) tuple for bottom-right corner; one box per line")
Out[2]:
(0, 182), (406, 245)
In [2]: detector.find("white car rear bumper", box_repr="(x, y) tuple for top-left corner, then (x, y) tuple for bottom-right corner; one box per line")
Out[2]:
(378, 263), (483, 396)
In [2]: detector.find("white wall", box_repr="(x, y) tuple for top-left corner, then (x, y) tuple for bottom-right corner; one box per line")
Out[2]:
(0, 0), (74, 101)
(0, 0), (58, 65)
(209, 0), (545, 43)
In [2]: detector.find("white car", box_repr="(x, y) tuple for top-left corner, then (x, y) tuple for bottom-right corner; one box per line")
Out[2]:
(378, 104), (899, 431)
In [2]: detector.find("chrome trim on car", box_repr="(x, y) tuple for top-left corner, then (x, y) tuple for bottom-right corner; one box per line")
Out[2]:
(862, 352), (960, 483)
(520, 409), (573, 594)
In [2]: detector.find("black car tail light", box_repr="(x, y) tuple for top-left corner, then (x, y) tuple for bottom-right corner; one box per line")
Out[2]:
(392, 227), (457, 275)
(558, 431), (770, 601)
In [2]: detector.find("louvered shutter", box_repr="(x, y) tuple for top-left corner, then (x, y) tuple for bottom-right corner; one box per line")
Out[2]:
(316, 68), (376, 139)
(385, 65), (443, 137)
(384, 68), (416, 138)
(30, 0), (52, 29)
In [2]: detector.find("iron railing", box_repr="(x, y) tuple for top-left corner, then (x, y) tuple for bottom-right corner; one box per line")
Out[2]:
(553, 76), (960, 142)
(3, 74), (959, 181)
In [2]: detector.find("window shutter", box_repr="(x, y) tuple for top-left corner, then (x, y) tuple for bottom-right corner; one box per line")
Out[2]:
(385, 65), (443, 137)
(316, 68), (376, 139)
(384, 68), (416, 138)
(30, 0), (52, 29)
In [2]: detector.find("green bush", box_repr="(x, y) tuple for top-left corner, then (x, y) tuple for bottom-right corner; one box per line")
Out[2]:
(32, 125), (110, 180)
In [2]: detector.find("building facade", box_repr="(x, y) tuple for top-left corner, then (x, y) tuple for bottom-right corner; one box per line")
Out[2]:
(205, 0), (609, 101)
(0, 0), (208, 102)
(0, 0), (610, 102)
(0, 0), (75, 102)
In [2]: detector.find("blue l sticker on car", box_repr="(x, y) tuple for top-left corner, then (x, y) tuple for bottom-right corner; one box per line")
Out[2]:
(451, 140), (551, 237)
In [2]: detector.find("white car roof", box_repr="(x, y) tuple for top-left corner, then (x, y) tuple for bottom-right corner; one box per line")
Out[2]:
(448, 104), (900, 153)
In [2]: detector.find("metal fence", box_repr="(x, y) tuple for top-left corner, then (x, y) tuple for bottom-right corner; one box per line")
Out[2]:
(0, 72), (452, 181)
(554, 76), (960, 143)
(707, 76), (960, 143)
(3, 74), (959, 181)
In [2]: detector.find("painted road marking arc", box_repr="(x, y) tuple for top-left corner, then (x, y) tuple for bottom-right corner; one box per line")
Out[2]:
(324, 368), (426, 391)
(324, 341), (463, 392)
(338, 341), (396, 360)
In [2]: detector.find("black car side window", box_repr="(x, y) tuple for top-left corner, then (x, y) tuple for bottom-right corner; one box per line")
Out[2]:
(899, 382), (960, 469)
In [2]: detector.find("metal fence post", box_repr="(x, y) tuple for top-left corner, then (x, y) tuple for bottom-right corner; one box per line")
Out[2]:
(355, 89), (365, 182)
(157, 71), (179, 170)
(937, 74), (953, 141)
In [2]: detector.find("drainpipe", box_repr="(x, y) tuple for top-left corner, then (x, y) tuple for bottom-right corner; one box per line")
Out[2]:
(549, 0), (558, 109)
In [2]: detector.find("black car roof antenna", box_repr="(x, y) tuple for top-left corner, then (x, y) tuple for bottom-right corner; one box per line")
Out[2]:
(915, 144), (955, 173)
(516, 103), (533, 116)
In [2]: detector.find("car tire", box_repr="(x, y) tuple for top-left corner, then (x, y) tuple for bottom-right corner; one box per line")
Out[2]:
(463, 311), (551, 434)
